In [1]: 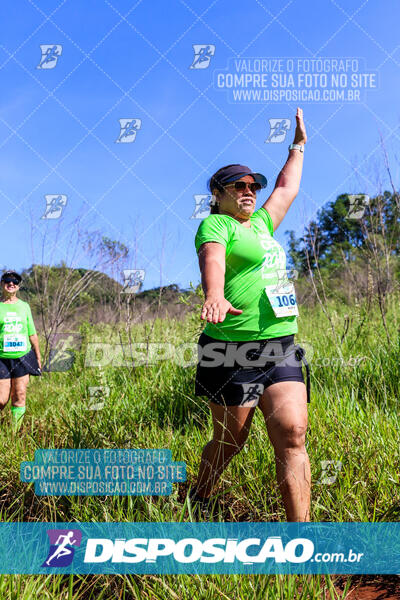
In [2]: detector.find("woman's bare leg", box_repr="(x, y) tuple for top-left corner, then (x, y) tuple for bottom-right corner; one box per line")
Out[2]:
(259, 381), (310, 521)
(194, 402), (256, 498)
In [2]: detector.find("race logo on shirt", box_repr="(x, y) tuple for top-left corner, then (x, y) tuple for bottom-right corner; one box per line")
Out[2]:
(3, 313), (23, 333)
(258, 234), (286, 280)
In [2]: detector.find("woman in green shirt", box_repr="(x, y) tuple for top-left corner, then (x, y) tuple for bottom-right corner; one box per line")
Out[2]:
(192, 108), (310, 521)
(0, 270), (42, 431)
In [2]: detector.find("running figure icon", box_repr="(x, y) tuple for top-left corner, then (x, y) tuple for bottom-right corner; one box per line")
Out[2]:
(45, 531), (77, 566)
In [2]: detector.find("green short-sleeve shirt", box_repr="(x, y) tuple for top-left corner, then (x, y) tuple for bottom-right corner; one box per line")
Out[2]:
(195, 207), (297, 341)
(0, 299), (36, 358)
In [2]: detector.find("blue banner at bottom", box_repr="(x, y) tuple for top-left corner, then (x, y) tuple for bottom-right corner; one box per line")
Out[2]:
(0, 523), (399, 574)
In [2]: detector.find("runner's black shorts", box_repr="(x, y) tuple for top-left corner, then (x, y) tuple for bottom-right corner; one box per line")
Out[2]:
(194, 332), (307, 407)
(0, 348), (42, 379)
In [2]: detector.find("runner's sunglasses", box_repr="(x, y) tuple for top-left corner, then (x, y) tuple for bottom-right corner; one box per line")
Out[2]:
(1, 277), (20, 285)
(223, 181), (262, 193)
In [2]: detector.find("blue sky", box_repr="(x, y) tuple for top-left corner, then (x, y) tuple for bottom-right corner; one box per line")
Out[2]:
(0, 0), (399, 291)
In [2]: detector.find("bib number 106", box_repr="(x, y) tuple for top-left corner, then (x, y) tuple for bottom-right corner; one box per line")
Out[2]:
(276, 293), (296, 307)
(265, 284), (298, 317)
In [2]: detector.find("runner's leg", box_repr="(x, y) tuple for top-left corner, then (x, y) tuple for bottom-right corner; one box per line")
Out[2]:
(194, 402), (256, 499)
(0, 378), (11, 410)
(258, 381), (310, 521)
(10, 374), (29, 431)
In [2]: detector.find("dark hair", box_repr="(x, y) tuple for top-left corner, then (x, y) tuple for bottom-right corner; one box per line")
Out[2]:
(208, 164), (241, 215)
(210, 197), (219, 214)
(1, 270), (22, 284)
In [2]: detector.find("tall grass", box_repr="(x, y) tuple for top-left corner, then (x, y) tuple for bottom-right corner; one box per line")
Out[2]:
(0, 296), (399, 598)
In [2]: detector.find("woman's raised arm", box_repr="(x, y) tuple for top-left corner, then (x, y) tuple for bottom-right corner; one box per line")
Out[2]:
(262, 107), (307, 231)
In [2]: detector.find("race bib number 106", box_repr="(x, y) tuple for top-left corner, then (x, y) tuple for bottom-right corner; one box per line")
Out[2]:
(265, 283), (299, 318)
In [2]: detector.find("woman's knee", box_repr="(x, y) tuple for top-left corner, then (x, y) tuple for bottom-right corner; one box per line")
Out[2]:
(11, 375), (29, 402)
(0, 383), (11, 408)
(0, 391), (10, 409)
(270, 421), (307, 453)
(11, 387), (27, 405)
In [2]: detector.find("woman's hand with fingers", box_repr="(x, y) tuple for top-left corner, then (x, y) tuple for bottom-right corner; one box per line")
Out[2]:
(201, 295), (243, 324)
(293, 107), (307, 146)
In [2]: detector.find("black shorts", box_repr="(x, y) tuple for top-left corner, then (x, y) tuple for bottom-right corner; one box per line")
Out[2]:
(194, 332), (309, 407)
(0, 348), (42, 379)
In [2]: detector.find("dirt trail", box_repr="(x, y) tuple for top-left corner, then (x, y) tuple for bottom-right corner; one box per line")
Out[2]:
(335, 575), (400, 599)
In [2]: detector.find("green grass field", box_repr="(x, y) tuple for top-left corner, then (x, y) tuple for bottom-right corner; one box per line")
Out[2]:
(0, 294), (399, 599)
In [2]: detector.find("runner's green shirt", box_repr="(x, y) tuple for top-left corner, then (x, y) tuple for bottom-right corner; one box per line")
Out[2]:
(0, 299), (36, 359)
(195, 207), (298, 341)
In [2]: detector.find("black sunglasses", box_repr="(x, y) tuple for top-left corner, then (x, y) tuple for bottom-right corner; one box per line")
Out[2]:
(224, 181), (262, 193)
(2, 277), (20, 285)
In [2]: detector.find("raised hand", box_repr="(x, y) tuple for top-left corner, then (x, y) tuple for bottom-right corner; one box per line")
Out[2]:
(293, 107), (307, 145)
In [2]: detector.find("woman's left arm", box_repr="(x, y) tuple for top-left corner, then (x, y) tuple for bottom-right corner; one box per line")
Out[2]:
(262, 107), (307, 231)
(29, 334), (42, 370)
